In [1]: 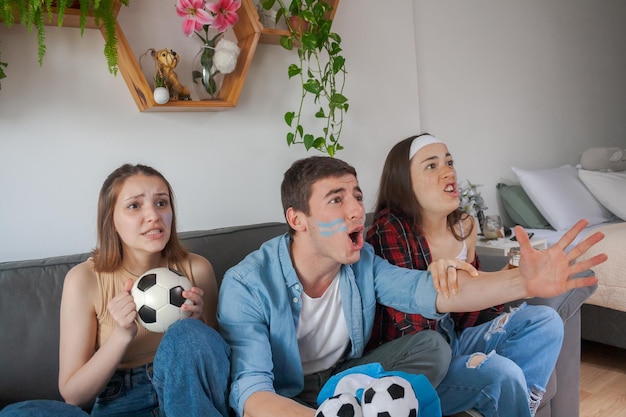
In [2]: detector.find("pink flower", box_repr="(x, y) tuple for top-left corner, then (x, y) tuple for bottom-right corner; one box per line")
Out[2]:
(176, 0), (214, 37)
(205, 0), (241, 32)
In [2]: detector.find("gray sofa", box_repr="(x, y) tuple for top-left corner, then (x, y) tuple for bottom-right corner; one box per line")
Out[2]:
(581, 304), (626, 350)
(0, 221), (596, 417)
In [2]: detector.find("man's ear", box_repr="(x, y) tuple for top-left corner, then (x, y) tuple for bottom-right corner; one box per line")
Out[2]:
(286, 207), (307, 233)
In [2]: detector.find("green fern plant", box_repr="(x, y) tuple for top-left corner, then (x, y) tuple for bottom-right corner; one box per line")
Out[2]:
(0, 0), (129, 89)
(260, 0), (348, 157)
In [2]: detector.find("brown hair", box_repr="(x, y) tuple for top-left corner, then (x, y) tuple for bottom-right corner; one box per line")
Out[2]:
(281, 156), (358, 236)
(91, 164), (188, 272)
(374, 134), (472, 241)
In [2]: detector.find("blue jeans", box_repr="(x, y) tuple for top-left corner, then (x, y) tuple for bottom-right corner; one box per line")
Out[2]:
(0, 319), (230, 417)
(0, 400), (89, 417)
(90, 362), (161, 417)
(436, 303), (564, 417)
(152, 319), (231, 417)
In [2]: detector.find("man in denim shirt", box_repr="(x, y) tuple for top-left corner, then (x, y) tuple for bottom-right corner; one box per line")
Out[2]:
(217, 156), (604, 417)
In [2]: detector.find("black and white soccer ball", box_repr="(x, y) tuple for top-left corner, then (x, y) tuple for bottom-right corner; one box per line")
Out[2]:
(131, 267), (193, 333)
(316, 393), (363, 417)
(361, 376), (419, 417)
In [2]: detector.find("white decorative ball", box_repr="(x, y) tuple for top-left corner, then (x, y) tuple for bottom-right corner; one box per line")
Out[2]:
(153, 87), (170, 104)
(316, 393), (363, 417)
(361, 376), (419, 417)
(131, 267), (192, 333)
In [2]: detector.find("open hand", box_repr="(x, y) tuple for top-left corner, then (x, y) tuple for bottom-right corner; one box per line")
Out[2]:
(517, 219), (606, 298)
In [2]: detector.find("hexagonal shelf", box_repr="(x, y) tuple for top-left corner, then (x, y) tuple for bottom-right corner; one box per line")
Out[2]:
(46, 1), (260, 112)
(243, 0), (339, 45)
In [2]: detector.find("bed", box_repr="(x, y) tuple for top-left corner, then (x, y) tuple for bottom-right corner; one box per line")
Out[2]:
(497, 153), (626, 349)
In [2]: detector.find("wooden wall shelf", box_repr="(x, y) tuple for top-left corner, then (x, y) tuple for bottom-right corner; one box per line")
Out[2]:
(242, 0), (339, 45)
(45, 1), (260, 112)
(115, 3), (260, 112)
(41, 0), (339, 111)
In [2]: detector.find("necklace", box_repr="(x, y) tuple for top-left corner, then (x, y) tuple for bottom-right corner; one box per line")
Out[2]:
(122, 265), (140, 277)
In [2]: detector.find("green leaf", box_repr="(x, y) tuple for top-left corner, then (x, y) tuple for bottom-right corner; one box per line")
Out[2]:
(303, 79), (320, 94)
(313, 137), (325, 150)
(260, 0), (275, 10)
(287, 132), (295, 145)
(332, 56), (345, 73)
(301, 33), (317, 50)
(304, 134), (315, 150)
(285, 111), (295, 126)
(330, 93), (348, 105)
(315, 107), (325, 118)
(280, 36), (293, 50)
(287, 64), (301, 78)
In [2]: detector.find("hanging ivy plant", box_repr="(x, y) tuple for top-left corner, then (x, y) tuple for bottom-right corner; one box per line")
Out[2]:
(260, 0), (348, 157)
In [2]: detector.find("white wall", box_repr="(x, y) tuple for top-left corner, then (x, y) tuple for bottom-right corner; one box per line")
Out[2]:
(413, 0), (626, 218)
(2, 1), (626, 263)
(0, 0), (421, 262)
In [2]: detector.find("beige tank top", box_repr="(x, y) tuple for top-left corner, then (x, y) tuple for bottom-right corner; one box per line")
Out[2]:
(94, 260), (195, 369)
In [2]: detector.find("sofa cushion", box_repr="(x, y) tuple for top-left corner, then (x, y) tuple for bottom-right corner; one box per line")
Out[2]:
(0, 253), (88, 407)
(179, 222), (287, 286)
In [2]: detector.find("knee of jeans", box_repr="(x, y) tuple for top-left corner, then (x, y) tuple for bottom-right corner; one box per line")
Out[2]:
(163, 319), (229, 358)
(526, 305), (565, 344)
(466, 353), (525, 384)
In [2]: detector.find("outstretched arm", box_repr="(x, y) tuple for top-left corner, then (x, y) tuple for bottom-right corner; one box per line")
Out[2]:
(436, 219), (606, 313)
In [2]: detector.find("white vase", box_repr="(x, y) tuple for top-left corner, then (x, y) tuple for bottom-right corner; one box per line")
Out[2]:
(153, 87), (170, 104)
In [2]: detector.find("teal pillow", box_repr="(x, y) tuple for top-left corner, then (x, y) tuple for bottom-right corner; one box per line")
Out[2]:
(497, 183), (552, 229)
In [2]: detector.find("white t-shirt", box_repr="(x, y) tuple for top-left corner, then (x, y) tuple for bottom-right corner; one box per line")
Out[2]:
(297, 273), (350, 375)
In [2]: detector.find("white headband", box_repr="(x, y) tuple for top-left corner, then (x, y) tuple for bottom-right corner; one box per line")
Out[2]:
(409, 135), (445, 160)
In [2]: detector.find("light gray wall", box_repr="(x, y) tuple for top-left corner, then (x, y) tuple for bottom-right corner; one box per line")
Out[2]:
(2, 0), (625, 262)
(413, 0), (626, 218)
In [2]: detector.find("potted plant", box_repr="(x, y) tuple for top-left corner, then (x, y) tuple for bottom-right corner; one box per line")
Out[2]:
(458, 180), (488, 234)
(260, 0), (348, 157)
(0, 0), (129, 89)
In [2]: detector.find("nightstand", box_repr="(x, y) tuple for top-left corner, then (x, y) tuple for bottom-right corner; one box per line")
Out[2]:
(475, 237), (548, 257)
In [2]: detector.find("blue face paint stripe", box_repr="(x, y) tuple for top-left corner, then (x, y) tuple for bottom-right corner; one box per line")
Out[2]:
(318, 218), (347, 237)
(318, 218), (345, 228)
(319, 225), (348, 237)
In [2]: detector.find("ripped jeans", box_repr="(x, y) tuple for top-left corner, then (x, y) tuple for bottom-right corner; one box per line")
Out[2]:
(436, 303), (564, 417)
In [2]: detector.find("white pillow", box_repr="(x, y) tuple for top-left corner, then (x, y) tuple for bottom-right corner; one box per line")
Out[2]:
(578, 169), (626, 221)
(511, 165), (614, 231)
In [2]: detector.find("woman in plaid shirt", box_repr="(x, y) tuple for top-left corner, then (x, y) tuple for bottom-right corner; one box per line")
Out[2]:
(366, 134), (563, 417)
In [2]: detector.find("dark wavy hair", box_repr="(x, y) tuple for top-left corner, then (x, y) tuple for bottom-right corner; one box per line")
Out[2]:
(91, 164), (188, 272)
(374, 134), (472, 241)
(281, 156), (358, 236)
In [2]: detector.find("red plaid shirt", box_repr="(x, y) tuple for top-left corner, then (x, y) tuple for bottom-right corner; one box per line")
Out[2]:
(365, 208), (502, 351)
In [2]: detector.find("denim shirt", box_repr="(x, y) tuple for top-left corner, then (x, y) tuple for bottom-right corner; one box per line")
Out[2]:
(217, 233), (442, 416)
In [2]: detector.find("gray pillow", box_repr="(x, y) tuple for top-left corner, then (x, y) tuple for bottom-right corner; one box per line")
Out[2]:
(497, 183), (551, 229)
